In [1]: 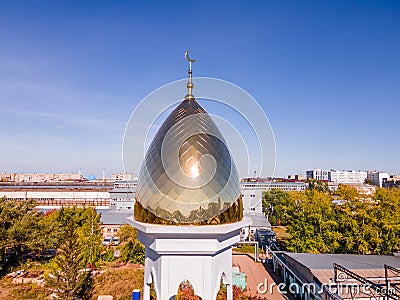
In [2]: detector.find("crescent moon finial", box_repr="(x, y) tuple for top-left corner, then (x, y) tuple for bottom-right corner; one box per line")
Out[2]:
(185, 50), (196, 63)
(184, 50), (196, 100)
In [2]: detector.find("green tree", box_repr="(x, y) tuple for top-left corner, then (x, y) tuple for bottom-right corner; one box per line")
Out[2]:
(0, 198), (45, 273)
(57, 207), (88, 233)
(364, 178), (373, 185)
(0, 201), (105, 276)
(373, 188), (400, 254)
(48, 220), (92, 300)
(263, 189), (290, 225)
(285, 191), (341, 253)
(56, 207), (103, 265)
(39, 209), (64, 249)
(117, 225), (145, 264)
(262, 186), (400, 255)
(100, 248), (115, 262)
(307, 178), (329, 193)
(77, 208), (102, 265)
(336, 184), (358, 201)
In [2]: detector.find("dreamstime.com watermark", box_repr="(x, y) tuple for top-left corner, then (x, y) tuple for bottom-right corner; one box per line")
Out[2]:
(256, 278), (397, 297)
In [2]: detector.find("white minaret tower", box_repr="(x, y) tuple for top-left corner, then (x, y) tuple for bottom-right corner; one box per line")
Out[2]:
(127, 51), (250, 300)
(129, 218), (249, 299)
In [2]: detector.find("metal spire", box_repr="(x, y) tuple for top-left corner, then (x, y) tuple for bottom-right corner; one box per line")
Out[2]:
(184, 50), (196, 100)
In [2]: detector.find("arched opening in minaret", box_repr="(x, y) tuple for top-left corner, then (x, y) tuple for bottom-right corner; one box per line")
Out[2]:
(149, 282), (156, 300)
(216, 271), (246, 299)
(145, 271), (157, 300)
(170, 279), (202, 300)
(216, 273), (229, 299)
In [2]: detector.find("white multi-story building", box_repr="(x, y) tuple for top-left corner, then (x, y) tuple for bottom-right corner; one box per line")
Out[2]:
(367, 171), (389, 187)
(240, 180), (307, 214)
(306, 169), (330, 181)
(239, 180), (306, 240)
(306, 169), (368, 184)
(328, 170), (367, 184)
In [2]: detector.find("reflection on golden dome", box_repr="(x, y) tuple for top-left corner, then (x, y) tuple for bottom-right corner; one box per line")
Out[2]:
(134, 54), (242, 225)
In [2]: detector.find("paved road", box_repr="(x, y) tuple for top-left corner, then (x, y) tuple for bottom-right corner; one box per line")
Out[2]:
(232, 254), (287, 300)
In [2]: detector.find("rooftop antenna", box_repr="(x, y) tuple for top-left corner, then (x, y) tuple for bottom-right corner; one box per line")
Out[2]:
(253, 158), (258, 179)
(184, 50), (196, 100)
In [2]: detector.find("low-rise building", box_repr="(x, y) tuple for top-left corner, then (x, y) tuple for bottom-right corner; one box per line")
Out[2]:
(328, 182), (376, 196)
(109, 180), (137, 209)
(383, 175), (400, 188)
(110, 173), (135, 181)
(288, 174), (304, 180)
(0, 182), (114, 208)
(240, 212), (271, 241)
(100, 209), (132, 237)
(367, 171), (389, 187)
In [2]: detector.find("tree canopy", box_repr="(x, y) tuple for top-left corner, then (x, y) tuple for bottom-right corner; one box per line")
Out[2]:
(0, 198), (146, 299)
(47, 220), (93, 300)
(263, 186), (400, 254)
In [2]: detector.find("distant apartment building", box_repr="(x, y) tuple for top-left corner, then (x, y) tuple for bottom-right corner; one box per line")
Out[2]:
(306, 169), (393, 187)
(110, 173), (135, 181)
(287, 174), (304, 180)
(367, 171), (389, 187)
(0, 173), (10, 181)
(0, 172), (135, 183)
(306, 169), (367, 184)
(328, 170), (367, 184)
(0, 173), (83, 182)
(306, 169), (330, 181)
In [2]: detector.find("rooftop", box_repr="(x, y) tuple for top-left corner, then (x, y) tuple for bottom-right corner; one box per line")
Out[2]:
(243, 212), (271, 228)
(99, 209), (133, 225)
(110, 188), (136, 194)
(285, 253), (400, 270)
(284, 253), (400, 286)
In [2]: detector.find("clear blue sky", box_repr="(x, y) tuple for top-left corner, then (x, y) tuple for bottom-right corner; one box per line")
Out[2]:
(0, 0), (399, 178)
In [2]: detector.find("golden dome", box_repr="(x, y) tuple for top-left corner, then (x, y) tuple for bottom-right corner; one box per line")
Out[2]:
(134, 53), (242, 225)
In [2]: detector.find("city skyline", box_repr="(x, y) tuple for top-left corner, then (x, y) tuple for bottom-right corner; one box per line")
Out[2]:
(0, 1), (399, 177)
